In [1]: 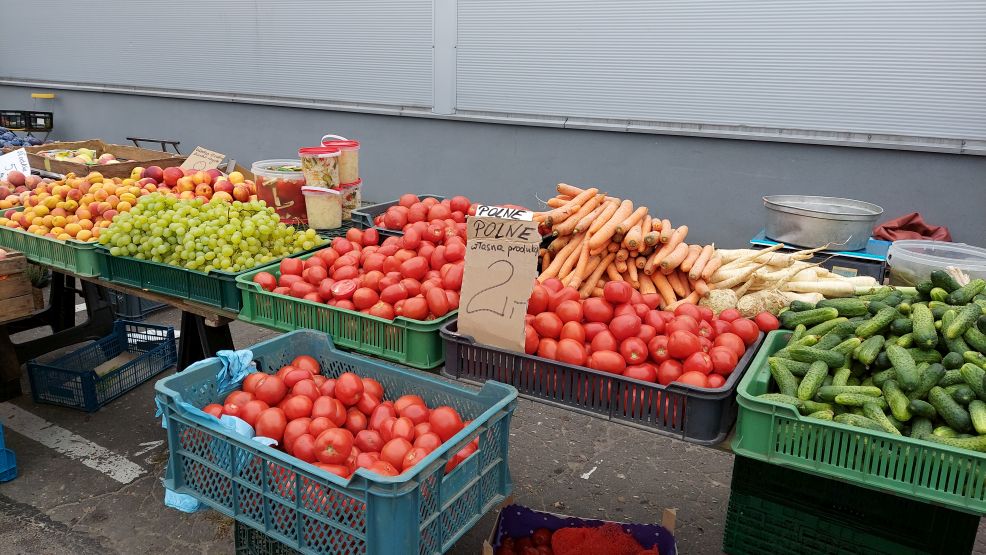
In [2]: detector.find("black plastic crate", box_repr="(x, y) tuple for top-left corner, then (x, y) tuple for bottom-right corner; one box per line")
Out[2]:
(234, 522), (297, 555)
(27, 320), (177, 412)
(351, 193), (447, 237)
(724, 456), (979, 555)
(108, 291), (168, 321)
(25, 111), (53, 132)
(441, 320), (763, 445)
(0, 111), (27, 130)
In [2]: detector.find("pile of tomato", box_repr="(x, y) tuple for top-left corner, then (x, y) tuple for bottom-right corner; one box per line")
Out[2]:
(252, 215), (465, 321)
(525, 280), (778, 389)
(201, 356), (477, 479)
(373, 194), (475, 231)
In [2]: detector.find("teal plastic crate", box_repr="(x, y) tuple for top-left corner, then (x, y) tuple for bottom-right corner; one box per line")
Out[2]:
(0, 226), (101, 276)
(0, 423), (16, 482)
(156, 330), (517, 555)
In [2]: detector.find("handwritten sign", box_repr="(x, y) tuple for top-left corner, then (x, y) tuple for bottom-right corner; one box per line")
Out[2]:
(457, 204), (540, 352)
(180, 146), (225, 170)
(0, 149), (30, 181)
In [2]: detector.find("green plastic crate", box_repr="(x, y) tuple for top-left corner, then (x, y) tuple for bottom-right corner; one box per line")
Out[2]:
(733, 330), (986, 514)
(0, 226), (101, 276)
(236, 253), (454, 369)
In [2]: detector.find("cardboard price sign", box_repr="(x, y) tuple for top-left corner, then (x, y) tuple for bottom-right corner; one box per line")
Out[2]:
(457, 205), (541, 352)
(180, 146), (225, 171)
(0, 148), (30, 181)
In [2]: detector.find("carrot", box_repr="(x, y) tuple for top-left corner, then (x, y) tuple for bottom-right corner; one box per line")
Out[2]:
(616, 248), (629, 262)
(542, 251), (551, 269)
(667, 271), (689, 298)
(567, 237), (592, 288)
(616, 205), (648, 235)
(690, 278), (710, 297)
(660, 243), (690, 271)
(556, 183), (586, 197)
(700, 255), (723, 281)
(553, 194), (601, 236)
(579, 253), (616, 298)
(539, 233), (582, 282)
(627, 262), (639, 288)
(606, 265), (624, 282)
(615, 259), (628, 273)
(546, 197), (568, 208)
(572, 201), (607, 235)
(541, 187), (599, 227)
(659, 220), (672, 243)
(643, 216), (660, 245)
(547, 235), (571, 254)
(588, 200), (621, 235)
(667, 292), (701, 311)
(635, 256), (647, 269)
(607, 242), (620, 253)
(688, 245), (715, 281)
(638, 272), (657, 295)
(588, 200), (633, 250)
(679, 245), (703, 273)
(591, 287), (605, 298)
(650, 272), (677, 307)
(624, 217), (645, 250)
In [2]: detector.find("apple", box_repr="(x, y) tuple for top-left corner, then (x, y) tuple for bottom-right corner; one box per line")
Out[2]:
(232, 184), (250, 202)
(142, 166), (164, 183)
(161, 166), (184, 187)
(212, 191), (233, 203)
(194, 171), (212, 186)
(205, 169), (223, 181)
(213, 180), (234, 194)
(178, 191), (195, 200)
(131, 167), (145, 180)
(194, 183), (213, 197)
(176, 176), (195, 193)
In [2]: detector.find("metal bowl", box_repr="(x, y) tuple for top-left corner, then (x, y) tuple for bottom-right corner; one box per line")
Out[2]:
(763, 195), (883, 251)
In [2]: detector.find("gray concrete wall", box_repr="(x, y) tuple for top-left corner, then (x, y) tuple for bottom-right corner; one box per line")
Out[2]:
(3, 85), (984, 247)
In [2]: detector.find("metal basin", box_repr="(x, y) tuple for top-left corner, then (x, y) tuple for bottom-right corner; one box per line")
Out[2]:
(763, 195), (883, 251)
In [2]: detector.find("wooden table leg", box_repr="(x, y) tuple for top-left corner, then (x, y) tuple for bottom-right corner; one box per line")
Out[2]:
(0, 325), (23, 401)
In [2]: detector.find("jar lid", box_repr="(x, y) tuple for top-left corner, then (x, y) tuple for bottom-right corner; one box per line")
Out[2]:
(321, 139), (360, 150)
(302, 186), (341, 195)
(298, 146), (341, 156)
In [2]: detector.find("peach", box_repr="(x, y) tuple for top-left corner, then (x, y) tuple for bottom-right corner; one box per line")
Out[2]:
(76, 229), (93, 241)
(212, 191), (233, 203)
(232, 185), (250, 202)
(66, 189), (83, 202)
(178, 191), (195, 200)
(94, 189), (109, 202)
(5, 171), (25, 187)
(79, 219), (93, 230)
(86, 172), (104, 184)
(106, 195), (120, 207)
(142, 166), (164, 183)
(213, 180), (234, 194)
(163, 166), (184, 187)
(194, 184), (213, 197)
(116, 201), (132, 212)
(102, 209), (118, 221)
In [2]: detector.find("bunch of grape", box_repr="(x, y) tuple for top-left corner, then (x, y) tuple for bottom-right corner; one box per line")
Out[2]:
(99, 193), (322, 272)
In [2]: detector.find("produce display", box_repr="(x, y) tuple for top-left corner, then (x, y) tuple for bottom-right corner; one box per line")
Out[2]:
(496, 523), (660, 555)
(0, 170), (54, 208)
(371, 194), (476, 231)
(0, 127), (44, 148)
(534, 184), (716, 308)
(251, 222), (462, 321)
(38, 147), (123, 165)
(759, 272), (986, 452)
(99, 193), (321, 272)
(199, 356), (478, 479)
(523, 279), (775, 389)
(129, 164), (258, 203)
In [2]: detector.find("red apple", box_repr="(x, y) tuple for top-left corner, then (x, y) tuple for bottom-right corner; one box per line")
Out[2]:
(5, 171), (25, 187)
(212, 191), (233, 203)
(213, 180), (234, 194)
(194, 171), (213, 186)
(205, 169), (223, 181)
(142, 166), (164, 183)
(162, 166), (184, 187)
(194, 183), (213, 197)
(232, 184), (250, 202)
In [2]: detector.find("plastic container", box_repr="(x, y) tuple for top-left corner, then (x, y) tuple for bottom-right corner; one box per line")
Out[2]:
(298, 146), (340, 191)
(886, 240), (986, 286)
(733, 330), (986, 514)
(26, 111), (53, 132)
(0, 226), (101, 276)
(234, 521), (296, 555)
(28, 320), (176, 412)
(156, 330), (517, 555)
(339, 179), (361, 219)
(107, 291), (168, 321)
(320, 135), (360, 185)
(235, 252), (455, 369)
(0, 423), (17, 483)
(441, 320), (763, 445)
(301, 186), (342, 230)
(351, 194), (447, 237)
(251, 160), (308, 224)
(97, 250), (243, 311)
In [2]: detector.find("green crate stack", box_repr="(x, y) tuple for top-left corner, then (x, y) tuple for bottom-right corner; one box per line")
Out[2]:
(723, 456), (979, 555)
(0, 227), (101, 276)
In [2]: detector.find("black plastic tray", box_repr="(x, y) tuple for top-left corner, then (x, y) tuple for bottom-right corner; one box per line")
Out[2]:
(351, 194), (447, 237)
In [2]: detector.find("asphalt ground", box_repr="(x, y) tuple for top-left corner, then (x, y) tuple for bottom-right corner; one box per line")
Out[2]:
(1, 299), (985, 555)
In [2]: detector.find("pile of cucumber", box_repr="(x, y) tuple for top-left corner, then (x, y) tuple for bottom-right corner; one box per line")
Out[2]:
(761, 271), (986, 452)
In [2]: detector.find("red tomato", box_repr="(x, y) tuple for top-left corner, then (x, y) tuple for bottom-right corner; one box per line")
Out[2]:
(400, 257), (429, 281)
(582, 297), (614, 323)
(255, 408), (287, 442)
(309, 416), (335, 438)
(283, 418), (313, 453)
(276, 365), (298, 379)
(290, 281), (317, 299)
(719, 308), (742, 322)
(699, 336), (713, 353)
(714, 332), (746, 358)
(633, 303), (649, 320)
(345, 407), (368, 434)
(648, 335), (671, 364)
(253, 375), (288, 405)
(352, 288), (379, 310)
(673, 303), (701, 321)
(642, 311), (666, 334)
(707, 374), (726, 388)
(697, 319), (716, 340)
(555, 300), (583, 323)
(623, 364), (658, 383)
(657, 360), (683, 385)
(284, 369), (314, 389)
(559, 321), (586, 343)
(640, 294), (662, 310)
(354, 429), (383, 453)
(666, 315), (699, 335)
(614, 304), (637, 318)
(355, 451), (380, 470)
(444, 241), (465, 263)
(380, 438), (413, 470)
(618, 337), (648, 365)
(528, 285), (550, 315)
(379, 283), (408, 305)
(676, 371), (709, 388)
(282, 395), (313, 420)
(541, 278), (564, 293)
(697, 306), (714, 323)
(290, 355), (319, 375)
(368, 404), (397, 431)
(369, 301), (396, 320)
(402, 447), (430, 471)
(754, 311), (780, 332)
(399, 402), (430, 425)
(730, 319), (761, 346)
(683, 352), (714, 375)
(709, 346), (739, 376)
(315, 428), (354, 464)
(394, 395), (425, 413)
(609, 314), (642, 341)
(280, 258), (304, 276)
(379, 417), (397, 442)
(712, 319), (733, 336)
(425, 287), (450, 317)
(331, 279), (358, 300)
(429, 406), (465, 441)
(304, 266), (328, 286)
(390, 417), (416, 442)
(532, 529), (553, 547)
(356, 393), (380, 416)
(202, 403), (223, 418)
(242, 373), (265, 393)
(603, 281), (633, 305)
(533, 312), (563, 339)
(668, 331), (702, 359)
(362, 228), (379, 246)
(537, 338), (558, 359)
(445, 443), (477, 473)
(636, 324), (657, 345)
(413, 432), (442, 452)
(525, 325), (539, 354)
(583, 322), (609, 341)
(331, 237), (355, 255)
(413, 422), (432, 437)
(556, 339), (587, 366)
(225, 390), (253, 407)
(361, 378), (383, 400)
(253, 272), (277, 292)
(239, 400), (268, 427)
(312, 396), (346, 426)
(335, 373), (364, 406)
(293, 434), (317, 463)
(442, 264), (464, 290)
(588, 351), (626, 374)
(547, 287), (580, 312)
(368, 460), (400, 477)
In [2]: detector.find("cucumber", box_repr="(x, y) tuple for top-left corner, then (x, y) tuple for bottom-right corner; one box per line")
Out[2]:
(947, 278), (986, 306)
(940, 369), (965, 387)
(979, 314), (986, 333)
(835, 393), (888, 409)
(801, 400), (834, 414)
(925, 434), (986, 453)
(930, 288), (950, 302)
(772, 335), (820, 359)
(959, 363), (986, 401)
(863, 403), (901, 435)
(871, 369), (896, 388)
(816, 385), (882, 401)
(965, 351), (986, 369)
(928, 301), (955, 320)
(861, 377), (874, 387)
(908, 399), (937, 420)
(788, 346), (845, 368)
(860, 287), (894, 301)
(946, 303), (983, 340)
(883, 293), (903, 307)
(822, 376), (834, 388)
(933, 425), (960, 438)
(909, 303), (938, 349)
(834, 413), (885, 432)
(788, 300), (817, 312)
(789, 324), (808, 343)
(964, 326), (986, 354)
(931, 270), (962, 292)
(951, 384), (976, 405)
(829, 320), (861, 338)
(854, 335), (885, 366)
(910, 417), (934, 439)
(804, 317), (848, 338)
(814, 333), (845, 351)
(908, 363), (945, 401)
(916, 281), (934, 298)
(868, 300), (890, 315)
(798, 361), (829, 401)
(890, 318), (913, 336)
(832, 337), (862, 356)
(831, 367), (851, 388)
(894, 333), (914, 348)
(855, 307), (898, 339)
(846, 376), (861, 386)
(908, 348), (942, 364)
(874, 351), (892, 370)
(850, 361), (868, 377)
(818, 298), (869, 318)
(942, 352), (965, 370)
(780, 307), (839, 329)
(758, 393), (804, 409)
(882, 380), (912, 422)
(768, 359), (800, 398)
(969, 400), (986, 434)
(897, 302), (912, 315)
(767, 357), (812, 377)
(928, 386), (973, 433)
(807, 410), (834, 421)
(886, 344), (919, 391)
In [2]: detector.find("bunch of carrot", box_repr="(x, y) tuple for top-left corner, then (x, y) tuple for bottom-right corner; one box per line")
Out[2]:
(534, 184), (720, 309)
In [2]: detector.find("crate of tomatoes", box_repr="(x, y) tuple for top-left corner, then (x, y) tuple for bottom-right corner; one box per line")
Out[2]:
(443, 280), (774, 445)
(156, 329), (517, 555)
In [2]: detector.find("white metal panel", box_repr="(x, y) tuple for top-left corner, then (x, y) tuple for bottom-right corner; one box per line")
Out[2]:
(0, 0), (433, 108)
(456, 0), (986, 141)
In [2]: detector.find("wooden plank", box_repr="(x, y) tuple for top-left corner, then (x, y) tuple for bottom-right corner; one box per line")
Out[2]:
(0, 273), (30, 300)
(0, 250), (26, 276)
(0, 293), (34, 324)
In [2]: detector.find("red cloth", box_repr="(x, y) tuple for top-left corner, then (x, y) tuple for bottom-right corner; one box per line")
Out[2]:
(873, 213), (951, 242)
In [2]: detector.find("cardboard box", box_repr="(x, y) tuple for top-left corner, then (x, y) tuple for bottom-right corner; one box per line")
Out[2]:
(23, 139), (186, 179)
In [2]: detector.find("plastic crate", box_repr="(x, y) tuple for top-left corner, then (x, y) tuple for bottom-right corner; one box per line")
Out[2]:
(0, 226), (101, 277)
(0, 423), (17, 482)
(108, 291), (169, 320)
(441, 320), (763, 445)
(235, 521), (298, 555)
(28, 320), (177, 412)
(236, 253), (454, 369)
(156, 330), (517, 555)
(25, 111), (53, 132)
(733, 330), (986, 514)
(351, 194), (447, 237)
(0, 111), (27, 130)
(724, 455), (978, 555)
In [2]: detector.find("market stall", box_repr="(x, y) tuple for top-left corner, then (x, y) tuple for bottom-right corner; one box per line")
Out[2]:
(1, 135), (986, 555)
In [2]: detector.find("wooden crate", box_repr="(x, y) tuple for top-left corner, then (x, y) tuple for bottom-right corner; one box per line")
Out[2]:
(0, 249), (35, 324)
(22, 139), (186, 179)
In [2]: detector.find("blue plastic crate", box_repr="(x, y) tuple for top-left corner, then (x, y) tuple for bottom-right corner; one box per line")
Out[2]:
(0, 424), (16, 482)
(156, 330), (517, 555)
(28, 321), (177, 412)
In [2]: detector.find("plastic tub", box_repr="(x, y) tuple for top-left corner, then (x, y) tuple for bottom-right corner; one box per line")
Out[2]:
(298, 146), (340, 190)
(339, 178), (361, 219)
(321, 134), (360, 185)
(251, 160), (307, 224)
(302, 186), (342, 230)
(886, 240), (986, 286)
